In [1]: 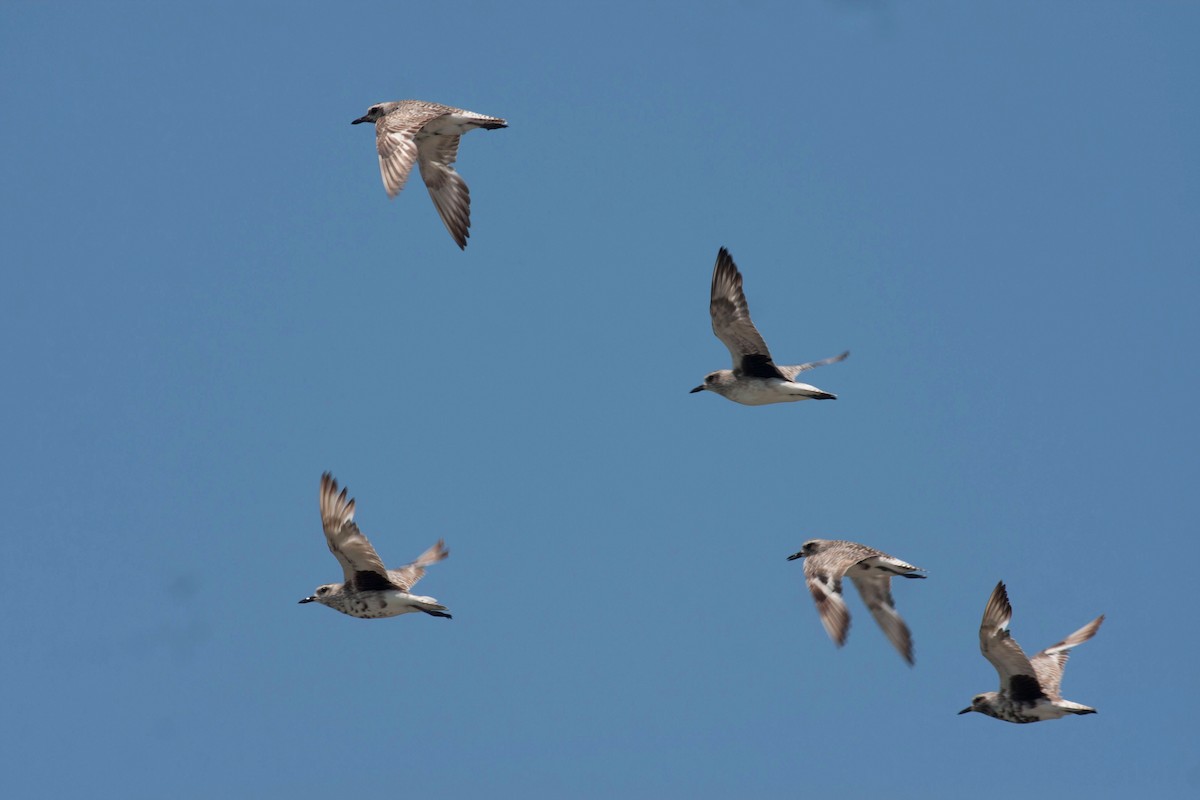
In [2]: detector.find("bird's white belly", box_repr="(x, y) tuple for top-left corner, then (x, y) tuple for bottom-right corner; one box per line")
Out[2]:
(353, 590), (422, 618)
(726, 379), (811, 406)
(1027, 702), (1070, 721)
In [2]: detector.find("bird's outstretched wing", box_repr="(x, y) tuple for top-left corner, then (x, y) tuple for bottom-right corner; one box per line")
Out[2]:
(417, 135), (471, 249)
(777, 350), (850, 381)
(709, 248), (783, 379)
(387, 539), (450, 592)
(319, 473), (391, 587)
(980, 582), (1044, 702)
(849, 571), (915, 665)
(1030, 614), (1105, 700)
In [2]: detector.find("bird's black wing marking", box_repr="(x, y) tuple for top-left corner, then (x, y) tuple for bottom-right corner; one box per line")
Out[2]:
(1008, 674), (1047, 704)
(739, 353), (786, 380)
(352, 570), (397, 592)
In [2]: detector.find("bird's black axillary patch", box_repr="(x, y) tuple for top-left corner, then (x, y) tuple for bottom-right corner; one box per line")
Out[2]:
(352, 570), (396, 592)
(1008, 674), (1047, 704)
(739, 353), (786, 380)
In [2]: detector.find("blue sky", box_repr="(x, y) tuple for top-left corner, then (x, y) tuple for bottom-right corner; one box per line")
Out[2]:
(2, 1), (1197, 797)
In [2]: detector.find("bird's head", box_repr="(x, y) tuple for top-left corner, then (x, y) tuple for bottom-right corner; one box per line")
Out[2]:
(690, 371), (731, 394)
(786, 540), (825, 561)
(299, 584), (339, 606)
(351, 103), (396, 125)
(959, 693), (998, 717)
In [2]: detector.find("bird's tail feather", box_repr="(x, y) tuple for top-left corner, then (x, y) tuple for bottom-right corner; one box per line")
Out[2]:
(411, 594), (452, 619)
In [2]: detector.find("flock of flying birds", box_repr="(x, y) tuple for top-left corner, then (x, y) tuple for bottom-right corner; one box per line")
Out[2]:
(299, 98), (1105, 725)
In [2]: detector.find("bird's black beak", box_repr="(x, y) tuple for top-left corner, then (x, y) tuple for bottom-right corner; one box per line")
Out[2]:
(299, 596), (316, 604)
(351, 115), (370, 125)
(786, 552), (804, 561)
(957, 707), (973, 715)
(689, 385), (705, 394)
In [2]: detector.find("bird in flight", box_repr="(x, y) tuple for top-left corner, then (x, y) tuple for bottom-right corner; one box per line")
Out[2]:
(787, 539), (925, 665)
(353, 100), (507, 249)
(959, 581), (1103, 723)
(691, 247), (848, 404)
(299, 472), (452, 620)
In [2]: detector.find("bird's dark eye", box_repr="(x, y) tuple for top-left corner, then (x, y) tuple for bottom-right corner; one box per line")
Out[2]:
(317, 587), (329, 595)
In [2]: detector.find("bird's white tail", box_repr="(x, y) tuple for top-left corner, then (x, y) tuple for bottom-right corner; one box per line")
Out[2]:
(410, 594), (452, 618)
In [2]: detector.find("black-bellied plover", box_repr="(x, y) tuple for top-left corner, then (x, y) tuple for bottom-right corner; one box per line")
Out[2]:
(352, 100), (507, 249)
(787, 539), (925, 665)
(959, 581), (1103, 723)
(690, 247), (848, 405)
(299, 473), (452, 620)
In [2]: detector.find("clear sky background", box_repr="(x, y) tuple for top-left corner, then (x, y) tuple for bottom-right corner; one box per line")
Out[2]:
(2, 1), (1197, 797)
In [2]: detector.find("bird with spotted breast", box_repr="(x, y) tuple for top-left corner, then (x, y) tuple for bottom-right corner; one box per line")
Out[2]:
(691, 247), (848, 405)
(352, 99), (507, 249)
(299, 472), (452, 620)
(959, 581), (1103, 723)
(787, 539), (925, 665)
